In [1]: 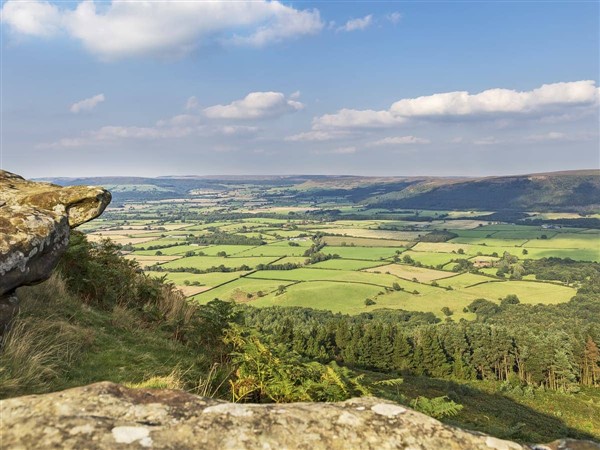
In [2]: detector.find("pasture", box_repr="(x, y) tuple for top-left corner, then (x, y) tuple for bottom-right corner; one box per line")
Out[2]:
(87, 196), (595, 319)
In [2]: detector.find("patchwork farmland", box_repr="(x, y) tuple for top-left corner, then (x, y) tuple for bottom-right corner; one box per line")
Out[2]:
(81, 183), (598, 321)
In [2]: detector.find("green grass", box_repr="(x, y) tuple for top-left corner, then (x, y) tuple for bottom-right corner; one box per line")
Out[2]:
(248, 268), (399, 287)
(319, 228), (422, 241)
(370, 374), (600, 443)
(237, 243), (308, 257)
(436, 273), (498, 289)
(400, 251), (458, 267)
(324, 246), (404, 260)
(250, 281), (385, 314)
(310, 259), (387, 271)
(464, 280), (576, 304)
(374, 289), (478, 320)
(525, 233), (600, 248)
(161, 255), (279, 270)
(321, 236), (411, 247)
(187, 245), (257, 256)
(365, 264), (456, 283)
(520, 247), (599, 262)
(159, 271), (249, 287)
(450, 237), (528, 247)
(2, 276), (204, 398)
(194, 278), (296, 304)
(131, 238), (187, 249)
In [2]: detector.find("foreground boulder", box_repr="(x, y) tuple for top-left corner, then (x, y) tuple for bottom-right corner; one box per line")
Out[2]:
(0, 170), (111, 332)
(2, 382), (597, 450)
(1, 382), (515, 449)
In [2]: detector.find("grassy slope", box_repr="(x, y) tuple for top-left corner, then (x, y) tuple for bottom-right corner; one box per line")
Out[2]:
(2, 275), (598, 444)
(365, 170), (600, 211)
(1, 275), (204, 398)
(369, 373), (600, 443)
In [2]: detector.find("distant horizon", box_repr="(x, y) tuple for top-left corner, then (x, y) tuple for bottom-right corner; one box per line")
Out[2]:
(30, 167), (600, 181)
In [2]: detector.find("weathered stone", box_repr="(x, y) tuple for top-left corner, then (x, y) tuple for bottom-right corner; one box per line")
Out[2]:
(0, 170), (111, 332)
(2, 382), (597, 450)
(0, 382), (499, 449)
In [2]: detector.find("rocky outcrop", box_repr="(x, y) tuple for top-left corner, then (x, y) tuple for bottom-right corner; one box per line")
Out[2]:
(0, 382), (518, 449)
(2, 382), (597, 450)
(0, 170), (111, 332)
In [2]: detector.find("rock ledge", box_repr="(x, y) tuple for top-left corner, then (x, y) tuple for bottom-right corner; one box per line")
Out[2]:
(0, 170), (111, 331)
(3, 382), (598, 450)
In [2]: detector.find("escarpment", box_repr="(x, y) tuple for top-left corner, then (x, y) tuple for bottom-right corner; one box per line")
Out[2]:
(0, 170), (111, 332)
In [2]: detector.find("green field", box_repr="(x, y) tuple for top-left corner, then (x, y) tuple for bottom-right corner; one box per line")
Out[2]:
(311, 259), (387, 270)
(249, 281), (386, 314)
(367, 264), (457, 283)
(161, 255), (278, 270)
(87, 197), (595, 319)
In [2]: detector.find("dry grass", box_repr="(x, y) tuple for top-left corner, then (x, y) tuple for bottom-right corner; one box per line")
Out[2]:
(125, 368), (185, 390)
(111, 305), (141, 332)
(0, 274), (93, 398)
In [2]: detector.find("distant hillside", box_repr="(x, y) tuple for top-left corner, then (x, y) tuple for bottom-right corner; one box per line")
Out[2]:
(40, 170), (600, 211)
(363, 170), (600, 211)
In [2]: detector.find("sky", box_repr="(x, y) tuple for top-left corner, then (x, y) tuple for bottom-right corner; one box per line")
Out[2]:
(1, 0), (599, 178)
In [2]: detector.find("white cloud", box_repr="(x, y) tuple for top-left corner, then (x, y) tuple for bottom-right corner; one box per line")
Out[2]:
(369, 136), (431, 146)
(290, 91), (301, 99)
(70, 93), (105, 113)
(285, 130), (351, 142)
(314, 108), (403, 129)
(387, 12), (402, 25)
(390, 80), (600, 118)
(1, 0), (323, 60)
(228, 4), (322, 47)
(204, 92), (304, 120)
(218, 125), (259, 136)
(39, 97), (268, 149)
(185, 96), (199, 111)
(337, 15), (373, 32)
(310, 80), (600, 130)
(1, 0), (62, 37)
(525, 132), (568, 141)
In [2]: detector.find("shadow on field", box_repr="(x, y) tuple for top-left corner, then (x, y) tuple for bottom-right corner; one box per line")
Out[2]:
(382, 375), (599, 444)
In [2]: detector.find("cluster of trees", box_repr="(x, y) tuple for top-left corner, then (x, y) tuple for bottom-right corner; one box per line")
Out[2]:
(301, 234), (340, 264)
(255, 262), (303, 271)
(147, 264), (252, 274)
(190, 231), (265, 246)
(418, 231), (459, 243)
(522, 258), (600, 284)
(243, 267), (600, 393)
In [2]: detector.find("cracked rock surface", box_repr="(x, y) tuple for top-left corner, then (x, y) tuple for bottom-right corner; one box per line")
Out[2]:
(0, 382), (530, 450)
(0, 170), (111, 331)
(3, 382), (596, 450)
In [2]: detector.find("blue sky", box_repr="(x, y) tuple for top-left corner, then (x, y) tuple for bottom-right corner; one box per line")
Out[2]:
(1, 0), (599, 178)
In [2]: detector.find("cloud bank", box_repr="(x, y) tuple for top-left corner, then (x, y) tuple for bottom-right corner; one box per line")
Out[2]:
(1, 0), (323, 60)
(204, 92), (304, 120)
(312, 80), (600, 130)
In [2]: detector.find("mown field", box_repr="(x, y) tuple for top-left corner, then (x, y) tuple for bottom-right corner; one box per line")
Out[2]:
(85, 196), (598, 320)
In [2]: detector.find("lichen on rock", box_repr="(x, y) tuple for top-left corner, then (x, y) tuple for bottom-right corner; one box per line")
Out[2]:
(0, 170), (111, 332)
(0, 381), (523, 450)
(2, 382), (598, 449)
